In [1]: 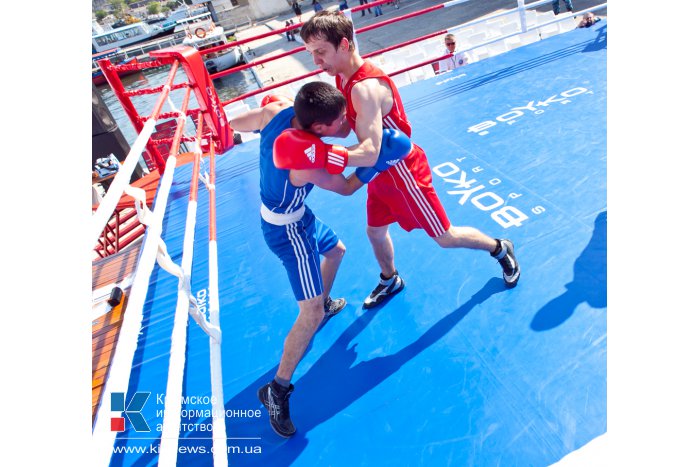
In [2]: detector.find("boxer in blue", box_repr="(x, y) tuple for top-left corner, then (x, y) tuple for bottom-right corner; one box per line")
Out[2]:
(228, 81), (411, 438)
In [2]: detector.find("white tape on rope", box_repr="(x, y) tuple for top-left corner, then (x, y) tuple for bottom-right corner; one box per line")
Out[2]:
(205, 151), (228, 466)
(155, 238), (184, 278)
(123, 185), (151, 226)
(208, 240), (228, 467)
(159, 191), (217, 464)
(157, 201), (201, 466)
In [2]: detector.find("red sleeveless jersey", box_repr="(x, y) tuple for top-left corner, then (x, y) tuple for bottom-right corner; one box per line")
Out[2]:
(336, 61), (413, 137)
(335, 61), (451, 237)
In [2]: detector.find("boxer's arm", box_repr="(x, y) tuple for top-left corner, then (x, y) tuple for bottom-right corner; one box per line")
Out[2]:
(228, 107), (264, 133)
(290, 169), (364, 196)
(344, 79), (389, 167)
(228, 101), (288, 133)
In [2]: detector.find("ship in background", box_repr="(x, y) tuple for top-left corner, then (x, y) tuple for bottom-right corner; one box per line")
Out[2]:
(91, 2), (210, 53)
(153, 2), (210, 36)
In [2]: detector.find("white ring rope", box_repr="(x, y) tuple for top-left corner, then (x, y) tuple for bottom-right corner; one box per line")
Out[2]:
(153, 148), (193, 467)
(203, 149), (228, 467)
(93, 94), (223, 466)
(91, 118), (157, 245)
(158, 115), (222, 467)
(93, 139), (182, 467)
(94, 65), (182, 465)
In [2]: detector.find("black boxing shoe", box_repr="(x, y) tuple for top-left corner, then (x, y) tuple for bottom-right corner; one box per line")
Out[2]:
(257, 381), (296, 438)
(491, 239), (520, 288)
(363, 271), (405, 309)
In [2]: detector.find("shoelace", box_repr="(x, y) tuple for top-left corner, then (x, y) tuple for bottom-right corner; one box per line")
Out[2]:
(371, 282), (390, 295)
(493, 242), (515, 274)
(498, 255), (514, 274)
(274, 389), (292, 419)
(268, 387), (292, 418)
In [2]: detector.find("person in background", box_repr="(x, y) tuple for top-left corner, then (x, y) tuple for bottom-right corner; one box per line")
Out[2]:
(285, 20), (295, 41)
(359, 0), (369, 17)
(373, 3), (383, 16)
(436, 33), (468, 74)
(339, 0), (349, 11)
(551, 0), (573, 15)
(312, 0), (323, 13)
(292, 1), (303, 22)
(577, 11), (601, 28)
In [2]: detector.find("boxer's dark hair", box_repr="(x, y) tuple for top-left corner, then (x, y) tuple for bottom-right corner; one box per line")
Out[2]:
(294, 81), (346, 130)
(300, 10), (356, 52)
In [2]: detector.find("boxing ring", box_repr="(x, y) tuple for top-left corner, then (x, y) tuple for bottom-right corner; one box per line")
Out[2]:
(92, 4), (606, 466)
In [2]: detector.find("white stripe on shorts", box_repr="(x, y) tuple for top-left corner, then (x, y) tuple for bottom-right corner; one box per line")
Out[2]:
(285, 222), (316, 299)
(394, 161), (446, 236)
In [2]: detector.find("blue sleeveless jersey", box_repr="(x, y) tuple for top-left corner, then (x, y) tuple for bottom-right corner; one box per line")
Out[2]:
(257, 106), (339, 301)
(259, 107), (314, 213)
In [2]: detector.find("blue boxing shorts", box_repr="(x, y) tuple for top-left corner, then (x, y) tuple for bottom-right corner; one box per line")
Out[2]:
(261, 207), (339, 301)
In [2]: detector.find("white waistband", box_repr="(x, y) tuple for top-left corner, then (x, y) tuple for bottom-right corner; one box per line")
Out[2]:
(260, 204), (306, 226)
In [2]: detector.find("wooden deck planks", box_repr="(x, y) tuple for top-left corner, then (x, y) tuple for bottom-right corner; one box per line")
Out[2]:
(92, 239), (141, 424)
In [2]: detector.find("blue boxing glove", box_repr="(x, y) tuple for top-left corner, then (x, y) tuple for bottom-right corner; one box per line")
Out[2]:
(355, 166), (379, 183)
(354, 128), (412, 183)
(373, 128), (412, 171)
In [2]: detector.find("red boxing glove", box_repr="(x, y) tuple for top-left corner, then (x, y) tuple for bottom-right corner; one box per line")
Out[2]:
(273, 129), (348, 174)
(261, 94), (293, 107)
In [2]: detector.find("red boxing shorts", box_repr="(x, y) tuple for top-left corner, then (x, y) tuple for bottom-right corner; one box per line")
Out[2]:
(366, 145), (451, 237)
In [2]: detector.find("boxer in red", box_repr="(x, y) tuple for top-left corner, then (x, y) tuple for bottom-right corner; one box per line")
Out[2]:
(300, 11), (520, 308)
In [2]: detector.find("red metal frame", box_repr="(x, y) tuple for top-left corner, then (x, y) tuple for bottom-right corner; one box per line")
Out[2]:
(94, 208), (146, 259)
(95, 45), (235, 260)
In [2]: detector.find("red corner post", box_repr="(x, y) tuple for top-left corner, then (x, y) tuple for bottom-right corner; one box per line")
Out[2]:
(99, 57), (168, 173)
(150, 46), (235, 154)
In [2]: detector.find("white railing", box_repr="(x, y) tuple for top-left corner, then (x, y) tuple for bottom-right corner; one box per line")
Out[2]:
(379, 1), (607, 86)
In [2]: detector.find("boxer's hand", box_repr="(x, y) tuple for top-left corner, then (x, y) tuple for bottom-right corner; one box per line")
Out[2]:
(273, 129), (349, 174)
(353, 129), (412, 183)
(354, 166), (379, 184)
(374, 128), (412, 171)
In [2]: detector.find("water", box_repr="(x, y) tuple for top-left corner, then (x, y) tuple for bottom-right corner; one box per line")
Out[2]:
(96, 64), (259, 148)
